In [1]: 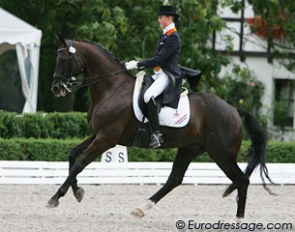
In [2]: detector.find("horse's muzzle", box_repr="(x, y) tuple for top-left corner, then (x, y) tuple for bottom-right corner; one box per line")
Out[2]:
(51, 73), (76, 97)
(51, 81), (66, 97)
(51, 83), (59, 95)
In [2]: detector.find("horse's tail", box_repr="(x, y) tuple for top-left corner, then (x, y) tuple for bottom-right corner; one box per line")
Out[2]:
(223, 108), (274, 197)
(237, 108), (275, 193)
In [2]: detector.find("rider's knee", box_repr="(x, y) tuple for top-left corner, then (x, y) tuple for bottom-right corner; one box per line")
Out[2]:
(144, 92), (153, 103)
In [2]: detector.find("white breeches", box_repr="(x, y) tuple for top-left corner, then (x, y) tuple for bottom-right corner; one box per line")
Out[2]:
(144, 69), (169, 103)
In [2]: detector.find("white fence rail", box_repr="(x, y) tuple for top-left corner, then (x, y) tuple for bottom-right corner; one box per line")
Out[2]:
(0, 161), (294, 185)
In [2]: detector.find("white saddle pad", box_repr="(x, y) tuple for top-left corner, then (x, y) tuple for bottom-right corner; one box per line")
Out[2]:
(132, 71), (190, 128)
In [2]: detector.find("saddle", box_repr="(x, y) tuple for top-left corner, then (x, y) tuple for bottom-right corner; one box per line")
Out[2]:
(132, 71), (190, 146)
(138, 66), (201, 115)
(133, 71), (190, 122)
(132, 67), (201, 147)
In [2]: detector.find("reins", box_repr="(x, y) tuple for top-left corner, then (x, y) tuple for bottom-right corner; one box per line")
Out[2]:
(71, 68), (127, 90)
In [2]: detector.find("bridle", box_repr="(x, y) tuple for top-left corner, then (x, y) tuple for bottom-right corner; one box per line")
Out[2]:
(54, 41), (126, 93)
(53, 43), (81, 93)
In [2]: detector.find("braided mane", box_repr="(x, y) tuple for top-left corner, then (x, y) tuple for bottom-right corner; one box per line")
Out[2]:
(75, 39), (121, 65)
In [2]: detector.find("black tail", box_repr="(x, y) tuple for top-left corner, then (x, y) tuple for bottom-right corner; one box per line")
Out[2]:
(237, 108), (275, 194)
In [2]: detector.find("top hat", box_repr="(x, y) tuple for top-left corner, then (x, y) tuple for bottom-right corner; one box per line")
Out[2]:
(158, 5), (179, 22)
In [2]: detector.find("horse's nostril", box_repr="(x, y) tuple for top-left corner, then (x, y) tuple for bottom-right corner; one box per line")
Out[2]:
(52, 85), (59, 93)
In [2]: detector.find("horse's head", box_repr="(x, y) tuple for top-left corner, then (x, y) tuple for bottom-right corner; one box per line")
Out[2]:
(51, 38), (84, 97)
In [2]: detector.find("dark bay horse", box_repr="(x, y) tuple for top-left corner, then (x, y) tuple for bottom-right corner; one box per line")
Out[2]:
(49, 39), (272, 218)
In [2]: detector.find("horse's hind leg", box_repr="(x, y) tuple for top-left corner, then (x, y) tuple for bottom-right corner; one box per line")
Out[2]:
(69, 135), (95, 202)
(131, 146), (204, 217)
(209, 151), (249, 218)
(236, 174), (249, 218)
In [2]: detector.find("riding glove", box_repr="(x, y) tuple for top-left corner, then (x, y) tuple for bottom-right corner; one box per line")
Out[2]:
(125, 60), (138, 70)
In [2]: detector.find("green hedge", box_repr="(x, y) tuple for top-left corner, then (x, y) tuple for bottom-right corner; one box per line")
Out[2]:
(0, 138), (294, 163)
(128, 141), (295, 162)
(0, 111), (90, 138)
(0, 138), (81, 161)
(1, 111), (294, 163)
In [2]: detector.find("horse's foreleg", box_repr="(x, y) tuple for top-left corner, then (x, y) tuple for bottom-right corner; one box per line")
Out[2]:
(69, 135), (95, 202)
(131, 146), (204, 217)
(47, 161), (84, 207)
(47, 138), (109, 208)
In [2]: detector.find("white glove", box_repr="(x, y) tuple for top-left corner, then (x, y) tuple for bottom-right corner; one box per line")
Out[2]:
(125, 60), (138, 70)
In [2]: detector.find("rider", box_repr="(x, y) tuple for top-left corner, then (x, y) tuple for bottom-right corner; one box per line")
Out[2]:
(125, 5), (182, 148)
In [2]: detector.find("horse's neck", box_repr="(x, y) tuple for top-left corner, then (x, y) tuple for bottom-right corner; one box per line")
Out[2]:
(84, 50), (134, 103)
(85, 49), (114, 75)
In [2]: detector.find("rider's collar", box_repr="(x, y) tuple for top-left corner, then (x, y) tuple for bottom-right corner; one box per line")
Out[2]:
(163, 22), (176, 35)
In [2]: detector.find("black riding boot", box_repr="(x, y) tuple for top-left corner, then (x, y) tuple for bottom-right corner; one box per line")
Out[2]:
(146, 97), (163, 148)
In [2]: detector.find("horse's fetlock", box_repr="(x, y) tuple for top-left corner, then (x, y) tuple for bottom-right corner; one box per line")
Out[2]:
(58, 188), (67, 197)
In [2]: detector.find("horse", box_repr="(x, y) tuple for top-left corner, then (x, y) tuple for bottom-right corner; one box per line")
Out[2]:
(48, 38), (272, 219)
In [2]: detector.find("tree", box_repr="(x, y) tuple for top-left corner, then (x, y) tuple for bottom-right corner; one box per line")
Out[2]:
(2, 0), (291, 113)
(223, 0), (295, 70)
(0, 0), (231, 112)
(216, 64), (264, 117)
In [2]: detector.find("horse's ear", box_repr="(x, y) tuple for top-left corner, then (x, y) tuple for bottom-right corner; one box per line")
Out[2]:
(55, 34), (67, 47)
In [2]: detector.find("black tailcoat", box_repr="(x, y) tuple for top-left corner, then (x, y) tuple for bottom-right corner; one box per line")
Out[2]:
(138, 31), (182, 108)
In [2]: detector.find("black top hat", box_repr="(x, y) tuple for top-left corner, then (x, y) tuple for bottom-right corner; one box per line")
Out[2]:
(158, 5), (179, 22)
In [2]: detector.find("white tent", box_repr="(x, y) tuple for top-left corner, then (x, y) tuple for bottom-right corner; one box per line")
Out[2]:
(0, 8), (42, 113)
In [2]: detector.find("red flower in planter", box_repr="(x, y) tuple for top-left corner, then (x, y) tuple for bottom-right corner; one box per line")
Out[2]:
(247, 13), (286, 39)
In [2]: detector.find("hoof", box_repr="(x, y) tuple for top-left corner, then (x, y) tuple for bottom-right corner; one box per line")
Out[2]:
(223, 184), (236, 198)
(75, 187), (85, 203)
(222, 191), (230, 198)
(131, 208), (145, 218)
(130, 200), (155, 218)
(236, 216), (244, 223)
(46, 198), (59, 208)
